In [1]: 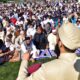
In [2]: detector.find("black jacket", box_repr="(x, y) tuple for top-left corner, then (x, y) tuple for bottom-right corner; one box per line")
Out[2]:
(33, 32), (48, 49)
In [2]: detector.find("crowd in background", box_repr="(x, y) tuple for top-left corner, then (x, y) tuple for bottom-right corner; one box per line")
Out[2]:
(0, 1), (80, 63)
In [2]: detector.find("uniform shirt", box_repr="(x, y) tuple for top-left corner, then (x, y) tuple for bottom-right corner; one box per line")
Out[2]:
(17, 53), (80, 80)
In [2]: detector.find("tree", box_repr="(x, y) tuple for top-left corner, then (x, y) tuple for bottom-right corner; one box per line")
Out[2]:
(0, 0), (7, 3)
(0, 0), (15, 3)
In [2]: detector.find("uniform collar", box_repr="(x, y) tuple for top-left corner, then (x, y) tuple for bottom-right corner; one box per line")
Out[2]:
(59, 53), (77, 62)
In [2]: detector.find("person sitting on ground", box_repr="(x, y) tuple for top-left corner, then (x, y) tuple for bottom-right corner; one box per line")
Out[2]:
(10, 37), (38, 62)
(48, 29), (57, 51)
(33, 26), (48, 50)
(9, 31), (26, 62)
(21, 37), (38, 60)
(0, 39), (14, 63)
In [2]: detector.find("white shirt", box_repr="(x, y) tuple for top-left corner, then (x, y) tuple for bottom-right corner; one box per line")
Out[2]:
(48, 33), (57, 50)
(21, 42), (37, 54)
(41, 18), (54, 28)
(0, 31), (5, 41)
(63, 17), (68, 23)
(27, 27), (36, 37)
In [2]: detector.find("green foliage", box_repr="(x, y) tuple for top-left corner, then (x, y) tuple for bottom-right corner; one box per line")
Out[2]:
(0, 0), (14, 3)
(0, 0), (7, 3)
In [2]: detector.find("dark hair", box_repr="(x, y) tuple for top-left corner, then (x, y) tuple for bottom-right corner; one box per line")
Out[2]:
(20, 17), (24, 21)
(64, 45), (76, 53)
(7, 34), (12, 38)
(47, 22), (51, 27)
(54, 44), (60, 58)
(25, 37), (30, 40)
(37, 26), (43, 31)
(0, 39), (4, 45)
(77, 18), (80, 23)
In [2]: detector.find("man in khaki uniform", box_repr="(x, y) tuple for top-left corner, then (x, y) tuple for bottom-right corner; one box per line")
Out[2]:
(17, 22), (80, 80)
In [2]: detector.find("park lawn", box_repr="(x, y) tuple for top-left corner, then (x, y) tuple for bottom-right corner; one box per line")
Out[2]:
(0, 62), (20, 80)
(0, 57), (56, 80)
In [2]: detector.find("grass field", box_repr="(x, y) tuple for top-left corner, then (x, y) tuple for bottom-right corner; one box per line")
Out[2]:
(0, 57), (56, 80)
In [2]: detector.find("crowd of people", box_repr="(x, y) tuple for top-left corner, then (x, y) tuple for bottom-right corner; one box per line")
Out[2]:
(0, 1), (80, 62)
(0, 1), (80, 79)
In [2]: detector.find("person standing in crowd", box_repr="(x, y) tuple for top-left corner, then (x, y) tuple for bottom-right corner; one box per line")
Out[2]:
(17, 22), (80, 80)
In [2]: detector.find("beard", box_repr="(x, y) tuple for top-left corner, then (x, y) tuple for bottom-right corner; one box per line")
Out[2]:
(54, 44), (60, 58)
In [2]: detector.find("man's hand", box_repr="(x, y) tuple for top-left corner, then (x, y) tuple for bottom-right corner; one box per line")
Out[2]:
(22, 53), (30, 61)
